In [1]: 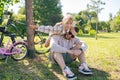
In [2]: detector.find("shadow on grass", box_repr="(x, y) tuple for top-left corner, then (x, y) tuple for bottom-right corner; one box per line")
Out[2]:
(51, 61), (111, 80)
(0, 56), (60, 80)
(0, 56), (111, 80)
(98, 35), (117, 39)
(75, 67), (111, 80)
(77, 34), (118, 39)
(77, 34), (95, 38)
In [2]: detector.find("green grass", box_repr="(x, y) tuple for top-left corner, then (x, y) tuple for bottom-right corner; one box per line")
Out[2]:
(0, 32), (120, 80)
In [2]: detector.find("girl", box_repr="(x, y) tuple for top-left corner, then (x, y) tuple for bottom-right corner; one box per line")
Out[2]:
(31, 14), (77, 47)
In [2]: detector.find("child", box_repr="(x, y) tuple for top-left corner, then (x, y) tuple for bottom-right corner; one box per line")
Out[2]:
(31, 14), (77, 47)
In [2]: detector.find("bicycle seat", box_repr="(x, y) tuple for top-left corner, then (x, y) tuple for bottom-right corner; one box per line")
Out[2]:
(4, 11), (12, 15)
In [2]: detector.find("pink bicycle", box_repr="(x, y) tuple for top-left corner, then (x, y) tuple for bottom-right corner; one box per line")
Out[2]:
(0, 38), (27, 62)
(0, 11), (28, 62)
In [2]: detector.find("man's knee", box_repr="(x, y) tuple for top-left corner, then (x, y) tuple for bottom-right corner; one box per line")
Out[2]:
(81, 42), (88, 52)
(49, 52), (61, 64)
(50, 52), (64, 62)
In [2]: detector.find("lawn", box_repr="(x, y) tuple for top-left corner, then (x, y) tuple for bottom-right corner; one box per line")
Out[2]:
(0, 32), (120, 80)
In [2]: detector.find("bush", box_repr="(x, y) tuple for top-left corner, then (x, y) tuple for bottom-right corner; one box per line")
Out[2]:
(77, 29), (83, 36)
(89, 29), (96, 36)
(12, 14), (26, 36)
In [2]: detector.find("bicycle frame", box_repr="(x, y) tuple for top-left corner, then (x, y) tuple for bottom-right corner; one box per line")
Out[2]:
(0, 39), (21, 55)
(0, 26), (16, 41)
(0, 37), (27, 63)
(0, 11), (49, 54)
(34, 30), (46, 44)
(0, 11), (25, 46)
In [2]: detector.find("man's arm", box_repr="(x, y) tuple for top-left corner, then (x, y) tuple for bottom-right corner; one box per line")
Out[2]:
(72, 38), (82, 49)
(50, 35), (81, 56)
(66, 49), (81, 56)
(73, 38), (88, 52)
(50, 35), (68, 53)
(44, 36), (51, 48)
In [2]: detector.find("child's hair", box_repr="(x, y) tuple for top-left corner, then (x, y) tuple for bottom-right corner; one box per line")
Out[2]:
(54, 14), (74, 27)
(62, 14), (73, 25)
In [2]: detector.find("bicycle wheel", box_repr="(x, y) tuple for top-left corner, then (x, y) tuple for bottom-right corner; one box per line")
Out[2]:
(10, 42), (27, 61)
(34, 32), (50, 54)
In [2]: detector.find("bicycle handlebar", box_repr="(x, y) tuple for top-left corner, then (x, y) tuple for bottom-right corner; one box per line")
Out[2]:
(4, 11), (12, 16)
(3, 11), (25, 39)
(16, 21), (25, 25)
(11, 24), (24, 39)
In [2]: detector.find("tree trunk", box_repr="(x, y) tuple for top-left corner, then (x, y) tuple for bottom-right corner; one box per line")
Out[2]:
(25, 0), (35, 58)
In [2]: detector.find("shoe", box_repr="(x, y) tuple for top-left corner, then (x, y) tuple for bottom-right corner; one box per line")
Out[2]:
(78, 63), (93, 75)
(78, 68), (93, 75)
(63, 66), (77, 80)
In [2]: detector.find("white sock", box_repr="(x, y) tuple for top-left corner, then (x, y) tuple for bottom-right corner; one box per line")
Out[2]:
(81, 63), (90, 70)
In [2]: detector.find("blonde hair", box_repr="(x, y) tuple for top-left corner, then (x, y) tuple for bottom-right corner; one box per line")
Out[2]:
(62, 14), (73, 24)
(54, 14), (74, 26)
(54, 14), (75, 33)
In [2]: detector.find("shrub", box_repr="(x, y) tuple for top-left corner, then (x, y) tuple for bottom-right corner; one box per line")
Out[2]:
(89, 29), (96, 36)
(77, 29), (83, 36)
(12, 14), (26, 36)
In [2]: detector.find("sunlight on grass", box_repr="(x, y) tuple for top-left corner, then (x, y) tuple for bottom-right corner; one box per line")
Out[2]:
(0, 32), (120, 80)
(81, 32), (120, 80)
(23, 60), (30, 66)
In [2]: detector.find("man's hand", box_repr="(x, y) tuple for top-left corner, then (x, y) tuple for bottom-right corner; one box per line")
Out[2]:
(71, 50), (82, 56)
(67, 50), (82, 56)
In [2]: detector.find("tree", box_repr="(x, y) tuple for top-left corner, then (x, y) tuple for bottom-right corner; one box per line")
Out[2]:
(74, 11), (89, 33)
(74, 10), (97, 33)
(18, 6), (25, 15)
(109, 10), (120, 32)
(109, 13), (113, 21)
(87, 0), (105, 40)
(110, 15), (120, 32)
(0, 0), (19, 24)
(33, 0), (62, 26)
(99, 21), (109, 32)
(25, 0), (35, 58)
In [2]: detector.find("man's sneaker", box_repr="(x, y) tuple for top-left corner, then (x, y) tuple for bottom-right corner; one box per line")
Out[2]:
(63, 66), (77, 80)
(78, 63), (93, 75)
(78, 68), (93, 75)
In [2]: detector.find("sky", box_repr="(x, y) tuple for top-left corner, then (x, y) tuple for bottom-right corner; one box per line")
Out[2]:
(60, 0), (120, 21)
(9, 0), (120, 21)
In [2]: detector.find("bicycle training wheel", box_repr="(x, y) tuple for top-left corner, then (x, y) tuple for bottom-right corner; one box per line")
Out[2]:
(10, 42), (27, 61)
(34, 32), (50, 54)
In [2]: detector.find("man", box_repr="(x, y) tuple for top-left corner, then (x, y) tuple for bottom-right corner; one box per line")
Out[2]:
(49, 27), (93, 80)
